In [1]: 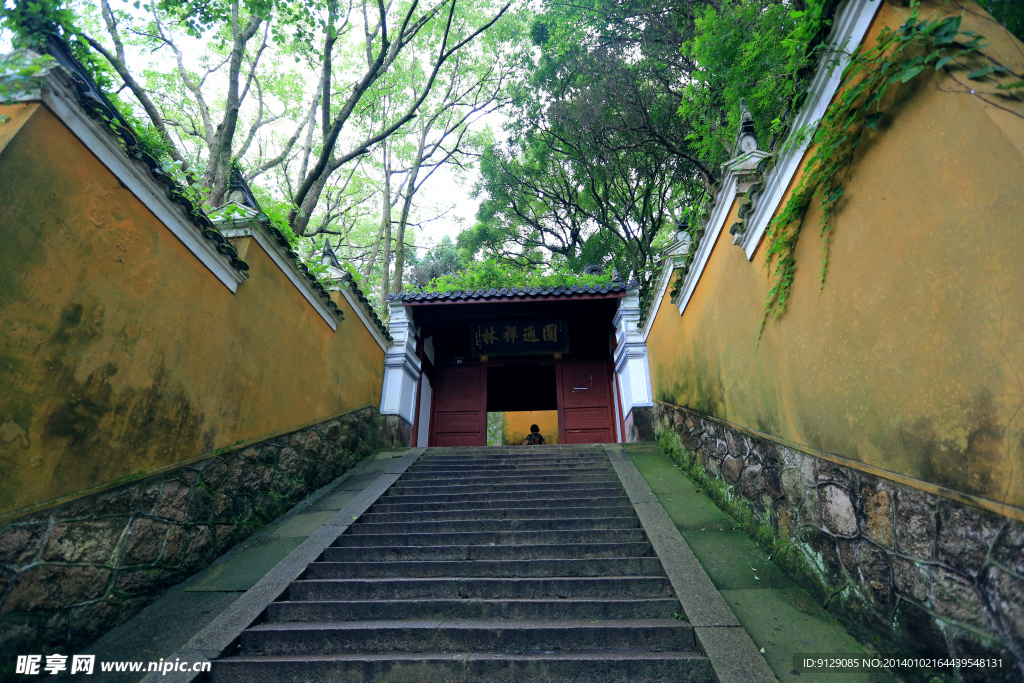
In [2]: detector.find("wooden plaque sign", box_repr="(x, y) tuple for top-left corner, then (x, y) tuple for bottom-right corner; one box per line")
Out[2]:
(470, 320), (570, 357)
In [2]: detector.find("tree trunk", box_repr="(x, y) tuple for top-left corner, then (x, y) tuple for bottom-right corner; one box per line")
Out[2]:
(377, 146), (396, 310)
(391, 126), (428, 294)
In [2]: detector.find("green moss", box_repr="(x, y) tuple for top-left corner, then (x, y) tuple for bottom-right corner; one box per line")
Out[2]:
(655, 428), (823, 593)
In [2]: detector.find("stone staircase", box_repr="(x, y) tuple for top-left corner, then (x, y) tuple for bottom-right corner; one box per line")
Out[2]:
(210, 445), (713, 682)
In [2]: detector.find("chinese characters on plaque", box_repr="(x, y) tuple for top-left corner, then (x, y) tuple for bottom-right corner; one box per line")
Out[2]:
(471, 320), (569, 357)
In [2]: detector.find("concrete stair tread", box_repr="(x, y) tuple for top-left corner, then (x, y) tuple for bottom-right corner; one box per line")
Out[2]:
(303, 557), (664, 578)
(240, 619), (696, 655)
(265, 597), (682, 622)
(322, 541), (655, 559)
(330, 529), (649, 546)
(247, 618), (691, 631)
(358, 506), (635, 522)
(272, 598), (678, 607)
(369, 498), (632, 511)
(382, 489), (626, 504)
(216, 650), (708, 662)
(288, 576), (674, 600)
(346, 518), (641, 533)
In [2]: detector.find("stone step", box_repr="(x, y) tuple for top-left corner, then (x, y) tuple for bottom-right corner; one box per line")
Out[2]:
(210, 444), (719, 683)
(390, 474), (620, 488)
(408, 458), (612, 468)
(240, 619), (695, 656)
(210, 650), (712, 683)
(321, 542), (655, 562)
(345, 516), (640, 535)
(401, 466), (616, 479)
(303, 557), (665, 579)
(358, 505), (634, 523)
(380, 486), (625, 505)
(331, 529), (649, 547)
(423, 446), (607, 456)
(385, 481), (624, 496)
(266, 597), (682, 623)
(368, 496), (633, 513)
(288, 576), (675, 601)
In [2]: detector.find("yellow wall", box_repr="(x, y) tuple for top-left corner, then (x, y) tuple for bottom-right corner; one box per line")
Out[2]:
(646, 1), (1024, 513)
(0, 103), (385, 518)
(504, 411), (559, 445)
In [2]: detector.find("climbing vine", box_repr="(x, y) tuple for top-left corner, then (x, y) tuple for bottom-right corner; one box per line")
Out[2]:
(761, 8), (1022, 322)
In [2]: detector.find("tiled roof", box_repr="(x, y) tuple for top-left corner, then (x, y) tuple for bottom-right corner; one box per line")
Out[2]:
(333, 270), (392, 341)
(39, 36), (249, 274)
(387, 280), (638, 302)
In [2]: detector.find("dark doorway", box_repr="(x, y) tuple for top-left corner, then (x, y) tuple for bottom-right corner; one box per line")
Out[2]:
(486, 363), (557, 412)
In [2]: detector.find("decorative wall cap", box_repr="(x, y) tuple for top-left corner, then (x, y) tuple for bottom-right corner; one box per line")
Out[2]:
(215, 211), (345, 330)
(327, 266), (392, 345)
(638, 0), (883, 336)
(732, 0), (883, 258)
(0, 45), (251, 289)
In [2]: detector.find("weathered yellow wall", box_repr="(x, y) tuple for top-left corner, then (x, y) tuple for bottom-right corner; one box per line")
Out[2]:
(647, 1), (1024, 512)
(0, 103), (385, 518)
(504, 411), (559, 445)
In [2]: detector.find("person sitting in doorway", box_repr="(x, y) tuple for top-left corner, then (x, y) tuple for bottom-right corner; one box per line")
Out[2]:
(523, 424), (545, 445)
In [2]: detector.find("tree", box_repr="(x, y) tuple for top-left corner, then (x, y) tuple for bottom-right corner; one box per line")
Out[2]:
(409, 235), (463, 285)
(284, 0), (515, 236)
(464, 0), (797, 301)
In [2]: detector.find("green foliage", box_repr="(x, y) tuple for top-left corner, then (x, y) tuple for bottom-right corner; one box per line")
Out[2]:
(248, 185), (299, 246)
(0, 0), (114, 90)
(412, 258), (613, 293)
(0, 50), (58, 106)
(684, 0), (798, 167)
(409, 236), (464, 286)
(655, 427), (807, 576)
(978, 0), (1024, 42)
(761, 11), (993, 324)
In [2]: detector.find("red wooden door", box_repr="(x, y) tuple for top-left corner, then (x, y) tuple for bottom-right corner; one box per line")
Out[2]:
(429, 364), (488, 447)
(557, 360), (616, 444)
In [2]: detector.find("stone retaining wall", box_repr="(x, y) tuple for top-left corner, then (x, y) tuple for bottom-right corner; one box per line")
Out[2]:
(0, 407), (407, 661)
(655, 402), (1024, 679)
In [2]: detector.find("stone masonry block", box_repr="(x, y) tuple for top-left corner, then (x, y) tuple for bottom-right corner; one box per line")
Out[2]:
(120, 517), (168, 565)
(992, 522), (1024, 575)
(929, 567), (990, 630)
(895, 488), (936, 560)
(721, 456), (743, 483)
(820, 484), (857, 537)
(155, 480), (190, 523)
(936, 502), (1001, 578)
(891, 556), (928, 602)
(70, 599), (120, 644)
(200, 459), (228, 489)
(3, 565), (111, 613)
(858, 484), (893, 548)
(780, 468), (804, 507)
(43, 520), (124, 564)
(739, 462), (765, 499)
(985, 565), (1024, 643)
(0, 524), (48, 566)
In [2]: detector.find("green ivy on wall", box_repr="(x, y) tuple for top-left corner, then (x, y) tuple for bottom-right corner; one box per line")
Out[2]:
(761, 9), (1022, 324)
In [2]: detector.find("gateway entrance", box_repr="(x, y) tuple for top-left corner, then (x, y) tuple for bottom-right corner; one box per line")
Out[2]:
(380, 282), (654, 447)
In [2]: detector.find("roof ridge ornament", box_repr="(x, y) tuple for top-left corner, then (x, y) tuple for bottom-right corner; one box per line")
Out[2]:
(734, 97), (760, 157)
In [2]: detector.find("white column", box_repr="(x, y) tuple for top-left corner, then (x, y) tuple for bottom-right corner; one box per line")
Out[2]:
(380, 300), (421, 425)
(613, 290), (654, 412)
